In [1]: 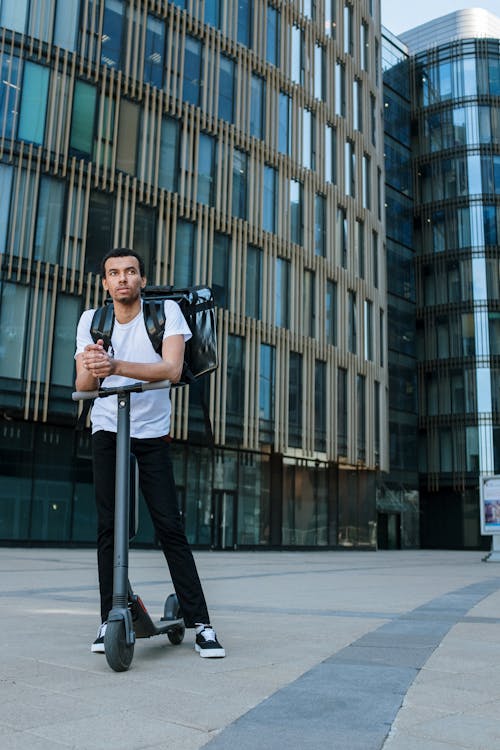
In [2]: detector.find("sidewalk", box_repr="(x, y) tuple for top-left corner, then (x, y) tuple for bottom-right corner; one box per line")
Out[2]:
(1, 548), (500, 749)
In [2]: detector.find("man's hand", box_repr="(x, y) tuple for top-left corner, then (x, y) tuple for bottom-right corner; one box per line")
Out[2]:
(81, 339), (115, 379)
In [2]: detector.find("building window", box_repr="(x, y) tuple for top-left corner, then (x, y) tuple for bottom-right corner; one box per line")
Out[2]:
(212, 232), (231, 310)
(0, 282), (29, 379)
(237, 0), (252, 47)
(363, 153), (371, 209)
(101, 0), (125, 70)
(219, 54), (235, 123)
(0, 0), (28, 32)
(263, 165), (277, 234)
(159, 116), (180, 192)
(303, 269), (315, 337)
(337, 367), (348, 456)
(364, 299), (373, 361)
(370, 93), (376, 146)
(34, 177), (65, 264)
(315, 193), (326, 257)
(0, 53), (20, 140)
(335, 60), (345, 116)
(357, 374), (366, 460)
(343, 2), (353, 56)
(361, 21), (369, 72)
(35, 5), (61, 45)
(116, 98), (140, 174)
(266, 4), (280, 67)
(372, 230), (379, 287)
(85, 192), (115, 274)
(51, 295), (81, 387)
(54, 0), (80, 51)
(0, 164), (13, 253)
(197, 133), (217, 207)
(353, 78), (362, 132)
(69, 80), (97, 157)
(278, 91), (291, 155)
(326, 279), (337, 346)
(259, 343), (275, 441)
(290, 179), (303, 246)
(289, 352), (302, 448)
(275, 257), (290, 328)
(379, 308), (384, 366)
(314, 43), (325, 101)
(143, 13), (165, 88)
(18, 62), (50, 145)
(345, 139), (355, 197)
(348, 290), (357, 354)
(315, 360), (327, 451)
(133, 205), (156, 279)
(374, 380), (380, 464)
(232, 149), (248, 220)
(337, 206), (348, 268)
(183, 36), (203, 106)
(325, 0), (336, 38)
(204, 0), (220, 26)
(325, 124), (336, 183)
(246, 244), (262, 319)
(302, 109), (314, 170)
(227, 334), (245, 440)
(174, 219), (196, 287)
(250, 74), (265, 140)
(357, 219), (365, 278)
(291, 25), (303, 86)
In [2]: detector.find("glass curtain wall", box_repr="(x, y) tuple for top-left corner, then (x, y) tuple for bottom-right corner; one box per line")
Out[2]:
(410, 36), (500, 549)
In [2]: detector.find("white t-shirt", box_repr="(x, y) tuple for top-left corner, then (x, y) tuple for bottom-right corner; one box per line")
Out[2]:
(75, 300), (192, 438)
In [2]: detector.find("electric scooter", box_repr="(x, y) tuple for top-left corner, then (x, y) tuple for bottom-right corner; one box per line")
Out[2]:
(72, 379), (185, 672)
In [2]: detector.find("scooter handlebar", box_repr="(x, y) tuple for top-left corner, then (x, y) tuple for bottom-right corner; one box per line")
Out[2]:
(72, 379), (171, 401)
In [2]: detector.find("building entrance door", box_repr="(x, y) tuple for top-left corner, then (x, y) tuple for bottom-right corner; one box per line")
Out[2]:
(211, 490), (237, 549)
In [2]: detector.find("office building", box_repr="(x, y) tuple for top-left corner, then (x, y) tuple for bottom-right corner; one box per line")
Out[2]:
(383, 9), (500, 549)
(380, 27), (419, 548)
(0, 1), (387, 549)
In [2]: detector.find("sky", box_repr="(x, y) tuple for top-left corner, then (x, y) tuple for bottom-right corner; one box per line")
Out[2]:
(381, 0), (500, 35)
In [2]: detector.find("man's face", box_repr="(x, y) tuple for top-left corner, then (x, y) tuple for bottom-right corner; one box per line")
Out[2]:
(102, 256), (146, 304)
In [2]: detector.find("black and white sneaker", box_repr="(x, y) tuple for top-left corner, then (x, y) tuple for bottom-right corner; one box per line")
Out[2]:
(195, 625), (225, 658)
(91, 622), (107, 654)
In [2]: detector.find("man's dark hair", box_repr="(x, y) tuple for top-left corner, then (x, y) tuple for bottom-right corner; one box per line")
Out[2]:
(101, 248), (145, 278)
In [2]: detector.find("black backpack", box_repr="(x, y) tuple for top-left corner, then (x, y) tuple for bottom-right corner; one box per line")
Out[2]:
(90, 285), (218, 384)
(78, 286), (218, 443)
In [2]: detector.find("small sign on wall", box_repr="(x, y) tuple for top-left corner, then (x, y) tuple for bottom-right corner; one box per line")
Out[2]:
(480, 475), (500, 535)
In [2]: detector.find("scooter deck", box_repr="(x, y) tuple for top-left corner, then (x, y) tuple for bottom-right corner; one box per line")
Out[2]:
(129, 593), (184, 639)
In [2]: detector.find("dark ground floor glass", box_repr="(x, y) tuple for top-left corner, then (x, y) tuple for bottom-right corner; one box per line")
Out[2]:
(420, 484), (490, 550)
(0, 420), (378, 549)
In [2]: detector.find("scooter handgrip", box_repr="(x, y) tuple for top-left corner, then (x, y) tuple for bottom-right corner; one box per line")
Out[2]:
(72, 390), (99, 401)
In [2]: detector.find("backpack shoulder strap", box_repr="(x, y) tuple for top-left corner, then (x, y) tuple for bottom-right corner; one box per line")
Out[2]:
(76, 305), (114, 431)
(90, 305), (115, 352)
(143, 299), (166, 354)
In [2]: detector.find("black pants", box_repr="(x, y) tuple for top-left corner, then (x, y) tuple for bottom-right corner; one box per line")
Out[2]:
(91, 430), (210, 628)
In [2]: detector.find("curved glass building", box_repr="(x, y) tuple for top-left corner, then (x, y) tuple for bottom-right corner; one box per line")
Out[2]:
(0, 1), (386, 549)
(400, 10), (500, 548)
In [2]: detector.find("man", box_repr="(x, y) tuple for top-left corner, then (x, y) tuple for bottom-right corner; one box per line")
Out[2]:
(75, 248), (224, 658)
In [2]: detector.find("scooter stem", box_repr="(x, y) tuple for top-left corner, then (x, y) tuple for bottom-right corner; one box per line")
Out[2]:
(113, 390), (131, 610)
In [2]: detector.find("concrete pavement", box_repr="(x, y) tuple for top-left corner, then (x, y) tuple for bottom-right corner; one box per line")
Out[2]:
(1, 548), (500, 749)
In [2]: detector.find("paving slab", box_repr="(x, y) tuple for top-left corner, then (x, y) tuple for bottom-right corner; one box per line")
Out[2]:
(1, 548), (500, 749)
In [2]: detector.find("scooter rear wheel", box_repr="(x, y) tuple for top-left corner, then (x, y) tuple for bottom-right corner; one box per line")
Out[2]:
(105, 619), (134, 672)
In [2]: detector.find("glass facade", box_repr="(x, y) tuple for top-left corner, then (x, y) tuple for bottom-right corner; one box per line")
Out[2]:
(382, 13), (500, 550)
(411, 36), (500, 550)
(380, 29), (419, 548)
(0, 0), (386, 549)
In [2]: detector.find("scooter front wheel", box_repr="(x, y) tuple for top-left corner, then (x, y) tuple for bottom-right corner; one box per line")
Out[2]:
(104, 619), (134, 672)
